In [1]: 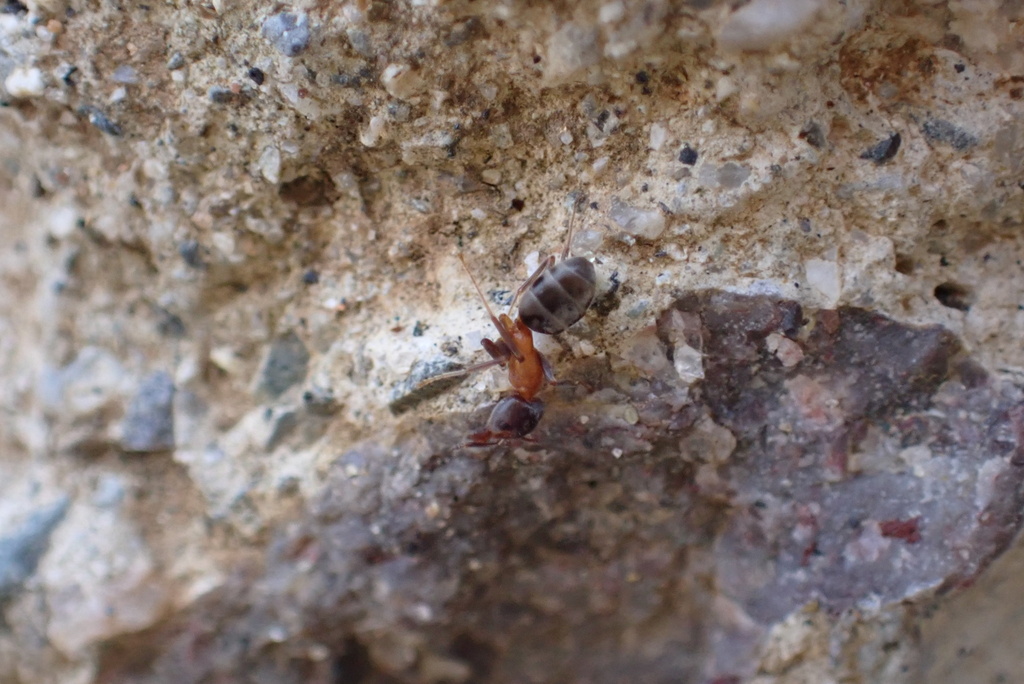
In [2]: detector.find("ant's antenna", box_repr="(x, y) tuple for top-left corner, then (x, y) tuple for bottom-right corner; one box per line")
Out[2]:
(458, 253), (524, 362)
(561, 198), (579, 261)
(459, 253), (500, 323)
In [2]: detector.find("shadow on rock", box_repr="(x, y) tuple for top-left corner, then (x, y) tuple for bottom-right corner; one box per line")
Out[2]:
(100, 290), (1024, 684)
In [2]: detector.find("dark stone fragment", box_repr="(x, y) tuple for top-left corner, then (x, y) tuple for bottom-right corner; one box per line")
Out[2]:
(860, 132), (901, 164)
(301, 269), (319, 285)
(302, 386), (339, 416)
(208, 86), (249, 106)
(61, 65), (78, 86)
(934, 281), (973, 311)
(635, 70), (650, 84)
(247, 67), (265, 85)
(0, 498), (68, 606)
(678, 144), (698, 165)
(388, 358), (463, 415)
(259, 332), (310, 399)
(921, 119), (977, 150)
(332, 637), (373, 683)
(331, 72), (361, 87)
(156, 310), (186, 338)
(799, 121), (826, 148)
(178, 239), (204, 268)
(121, 371), (175, 452)
(279, 174), (338, 207)
(79, 105), (122, 136)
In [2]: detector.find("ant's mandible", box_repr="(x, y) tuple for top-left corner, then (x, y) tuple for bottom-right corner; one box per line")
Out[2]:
(431, 203), (597, 446)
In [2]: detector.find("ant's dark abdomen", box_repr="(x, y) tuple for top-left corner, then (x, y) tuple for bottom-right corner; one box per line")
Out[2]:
(488, 395), (545, 437)
(519, 256), (596, 335)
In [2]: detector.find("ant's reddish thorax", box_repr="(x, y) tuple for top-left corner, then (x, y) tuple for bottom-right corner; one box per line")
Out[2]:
(505, 317), (544, 400)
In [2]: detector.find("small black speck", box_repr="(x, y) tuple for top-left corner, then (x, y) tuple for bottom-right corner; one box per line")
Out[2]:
(799, 121), (826, 148)
(412, 320), (427, 337)
(157, 311), (186, 338)
(940, 255), (950, 267)
(532, 54), (542, 64)
(634, 70), (649, 84)
(510, 198), (525, 211)
(331, 73), (361, 87)
(678, 144), (698, 165)
(596, 110), (610, 131)
(489, 289), (512, 306)
(641, 183), (648, 192)
(301, 269), (319, 285)
(954, 63), (965, 73)
(589, 201), (598, 210)
(248, 67), (265, 85)
(62, 65), (78, 87)
(178, 240), (204, 269)
(859, 132), (901, 164)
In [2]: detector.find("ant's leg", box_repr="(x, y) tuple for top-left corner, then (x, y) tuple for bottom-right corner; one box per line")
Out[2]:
(506, 197), (580, 312)
(481, 338), (513, 363)
(539, 351), (556, 383)
(508, 255), (555, 314)
(459, 254), (525, 361)
(463, 430), (539, 448)
(416, 357), (507, 389)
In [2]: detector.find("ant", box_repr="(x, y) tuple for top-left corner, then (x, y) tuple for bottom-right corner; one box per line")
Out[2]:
(430, 203), (597, 446)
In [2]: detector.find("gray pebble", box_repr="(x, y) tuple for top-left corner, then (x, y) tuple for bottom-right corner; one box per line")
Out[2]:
(258, 332), (310, 398)
(921, 119), (977, 150)
(208, 86), (248, 106)
(860, 132), (901, 164)
(79, 105), (122, 136)
(121, 371), (175, 453)
(265, 409), (299, 451)
(262, 13), (311, 58)
(0, 498), (69, 606)
(388, 358), (463, 415)
(717, 162), (751, 189)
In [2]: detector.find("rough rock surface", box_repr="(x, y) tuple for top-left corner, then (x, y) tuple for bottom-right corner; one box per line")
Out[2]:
(1, 0), (1023, 682)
